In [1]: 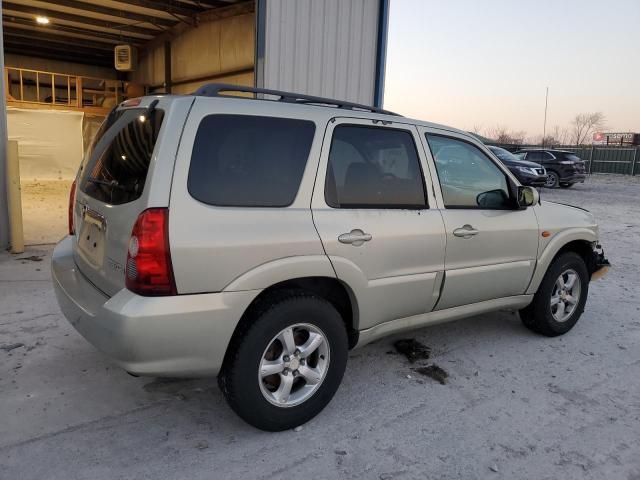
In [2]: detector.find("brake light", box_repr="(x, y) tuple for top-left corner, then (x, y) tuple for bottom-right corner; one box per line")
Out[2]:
(125, 208), (177, 296)
(68, 179), (77, 235)
(121, 97), (142, 108)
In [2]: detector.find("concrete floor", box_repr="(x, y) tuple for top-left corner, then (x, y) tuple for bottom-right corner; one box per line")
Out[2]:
(20, 179), (71, 245)
(1, 175), (639, 480)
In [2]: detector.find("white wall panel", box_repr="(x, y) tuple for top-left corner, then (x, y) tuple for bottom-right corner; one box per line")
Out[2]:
(263, 0), (380, 105)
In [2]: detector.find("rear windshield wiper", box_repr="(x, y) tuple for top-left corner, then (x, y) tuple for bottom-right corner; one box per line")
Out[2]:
(87, 177), (136, 193)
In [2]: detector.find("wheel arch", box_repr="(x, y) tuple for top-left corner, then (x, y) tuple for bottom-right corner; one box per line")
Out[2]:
(527, 231), (597, 294)
(226, 276), (360, 361)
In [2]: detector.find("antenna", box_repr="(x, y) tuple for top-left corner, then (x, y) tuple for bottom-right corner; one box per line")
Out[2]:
(542, 87), (549, 147)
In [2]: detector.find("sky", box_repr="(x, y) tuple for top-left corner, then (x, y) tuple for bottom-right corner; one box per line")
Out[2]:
(384, 0), (640, 138)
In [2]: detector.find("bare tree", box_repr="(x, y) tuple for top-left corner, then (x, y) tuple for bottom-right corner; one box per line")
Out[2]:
(571, 112), (606, 145)
(486, 125), (527, 145)
(471, 124), (484, 135)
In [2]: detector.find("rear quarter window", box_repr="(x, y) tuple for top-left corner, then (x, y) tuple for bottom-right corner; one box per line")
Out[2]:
(188, 115), (316, 207)
(80, 108), (164, 205)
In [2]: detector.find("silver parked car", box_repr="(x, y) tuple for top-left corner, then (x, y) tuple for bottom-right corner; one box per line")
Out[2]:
(52, 84), (609, 431)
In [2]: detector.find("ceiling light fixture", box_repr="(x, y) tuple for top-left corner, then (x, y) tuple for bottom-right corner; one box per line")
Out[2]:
(35, 16), (50, 25)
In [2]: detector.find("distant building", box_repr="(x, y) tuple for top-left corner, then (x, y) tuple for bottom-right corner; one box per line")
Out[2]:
(593, 132), (640, 146)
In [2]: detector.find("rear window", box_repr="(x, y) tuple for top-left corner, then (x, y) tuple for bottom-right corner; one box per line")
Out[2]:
(80, 108), (165, 205)
(188, 115), (315, 207)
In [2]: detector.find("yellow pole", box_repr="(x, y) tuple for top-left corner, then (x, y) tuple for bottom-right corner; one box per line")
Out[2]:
(6, 140), (24, 253)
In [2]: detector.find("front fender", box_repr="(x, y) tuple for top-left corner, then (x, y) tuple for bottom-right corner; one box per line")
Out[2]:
(526, 228), (597, 294)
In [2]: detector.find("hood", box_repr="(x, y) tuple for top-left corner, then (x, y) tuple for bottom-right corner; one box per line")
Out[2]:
(536, 200), (597, 233)
(502, 158), (543, 169)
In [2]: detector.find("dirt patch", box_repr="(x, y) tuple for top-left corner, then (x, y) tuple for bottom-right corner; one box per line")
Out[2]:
(413, 365), (449, 385)
(16, 255), (43, 262)
(1, 343), (25, 352)
(393, 339), (431, 363)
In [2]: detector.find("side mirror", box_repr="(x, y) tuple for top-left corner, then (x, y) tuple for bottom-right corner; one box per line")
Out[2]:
(518, 186), (540, 208)
(477, 189), (510, 208)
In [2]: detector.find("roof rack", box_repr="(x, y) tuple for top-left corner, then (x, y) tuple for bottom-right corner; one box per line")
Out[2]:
(192, 83), (401, 116)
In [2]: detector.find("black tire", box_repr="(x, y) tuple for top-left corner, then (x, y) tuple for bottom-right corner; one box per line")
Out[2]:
(560, 183), (574, 188)
(544, 170), (560, 188)
(520, 252), (589, 336)
(218, 291), (348, 431)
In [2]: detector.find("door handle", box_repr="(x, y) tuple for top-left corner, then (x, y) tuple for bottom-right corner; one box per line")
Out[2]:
(338, 229), (372, 246)
(453, 224), (479, 238)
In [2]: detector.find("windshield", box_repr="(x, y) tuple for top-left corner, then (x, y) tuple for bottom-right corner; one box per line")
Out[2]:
(79, 107), (164, 205)
(489, 146), (518, 162)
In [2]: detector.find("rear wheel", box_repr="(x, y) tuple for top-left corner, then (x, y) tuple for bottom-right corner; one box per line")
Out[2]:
(219, 292), (348, 431)
(520, 252), (589, 336)
(544, 171), (560, 188)
(560, 183), (574, 188)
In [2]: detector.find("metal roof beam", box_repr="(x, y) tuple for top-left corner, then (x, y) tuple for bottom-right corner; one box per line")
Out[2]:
(47, 0), (178, 28)
(2, 2), (162, 36)
(4, 27), (115, 51)
(111, 0), (204, 17)
(2, 16), (147, 44)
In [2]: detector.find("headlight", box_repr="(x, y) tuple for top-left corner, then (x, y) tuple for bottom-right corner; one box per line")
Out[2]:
(516, 166), (536, 174)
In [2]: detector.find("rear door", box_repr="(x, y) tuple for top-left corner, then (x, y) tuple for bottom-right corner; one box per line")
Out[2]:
(311, 118), (446, 331)
(72, 97), (192, 296)
(419, 129), (539, 310)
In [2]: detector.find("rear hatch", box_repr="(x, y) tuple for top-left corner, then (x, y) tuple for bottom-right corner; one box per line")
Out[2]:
(72, 99), (169, 297)
(565, 153), (586, 173)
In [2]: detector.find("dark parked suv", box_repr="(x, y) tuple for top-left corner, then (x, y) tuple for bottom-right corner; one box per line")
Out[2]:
(514, 149), (587, 188)
(487, 146), (547, 187)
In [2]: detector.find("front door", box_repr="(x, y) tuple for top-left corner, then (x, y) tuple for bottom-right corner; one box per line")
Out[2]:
(311, 118), (446, 330)
(420, 130), (539, 310)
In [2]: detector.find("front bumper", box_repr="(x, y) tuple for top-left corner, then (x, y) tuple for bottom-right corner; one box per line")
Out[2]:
(52, 236), (260, 377)
(588, 243), (610, 281)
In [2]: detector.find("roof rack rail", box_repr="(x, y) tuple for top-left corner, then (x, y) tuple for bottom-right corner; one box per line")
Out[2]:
(192, 83), (401, 116)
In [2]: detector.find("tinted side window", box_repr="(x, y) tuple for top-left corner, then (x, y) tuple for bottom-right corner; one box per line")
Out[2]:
(525, 151), (542, 161)
(188, 115), (315, 207)
(325, 125), (427, 209)
(426, 134), (511, 209)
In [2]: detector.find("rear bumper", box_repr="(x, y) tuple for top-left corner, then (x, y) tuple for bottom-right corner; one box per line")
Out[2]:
(52, 236), (260, 377)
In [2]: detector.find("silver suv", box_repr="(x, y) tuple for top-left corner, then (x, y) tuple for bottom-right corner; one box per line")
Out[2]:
(52, 84), (609, 431)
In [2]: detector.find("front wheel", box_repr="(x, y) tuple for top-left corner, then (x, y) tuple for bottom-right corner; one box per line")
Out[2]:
(544, 171), (560, 188)
(520, 252), (589, 336)
(219, 292), (348, 431)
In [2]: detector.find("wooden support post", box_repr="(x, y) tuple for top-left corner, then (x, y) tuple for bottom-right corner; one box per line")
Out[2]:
(589, 146), (595, 174)
(164, 41), (172, 94)
(631, 148), (638, 176)
(51, 73), (55, 105)
(76, 76), (83, 108)
(6, 140), (24, 254)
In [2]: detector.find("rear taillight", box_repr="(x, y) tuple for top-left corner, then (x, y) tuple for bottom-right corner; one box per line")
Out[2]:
(125, 208), (177, 296)
(68, 179), (77, 235)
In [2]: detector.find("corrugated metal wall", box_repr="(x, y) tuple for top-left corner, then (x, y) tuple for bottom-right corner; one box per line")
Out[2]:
(262, 0), (380, 105)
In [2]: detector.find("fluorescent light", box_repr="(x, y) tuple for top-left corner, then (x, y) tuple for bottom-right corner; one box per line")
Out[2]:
(36, 16), (50, 25)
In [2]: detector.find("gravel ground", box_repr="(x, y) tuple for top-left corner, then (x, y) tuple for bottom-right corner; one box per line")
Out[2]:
(1, 174), (639, 480)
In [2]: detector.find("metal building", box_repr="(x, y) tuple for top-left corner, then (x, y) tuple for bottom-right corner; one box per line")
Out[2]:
(0, 0), (390, 250)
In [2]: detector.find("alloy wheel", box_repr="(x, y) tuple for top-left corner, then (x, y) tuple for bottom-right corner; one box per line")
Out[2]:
(550, 268), (581, 322)
(258, 323), (330, 407)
